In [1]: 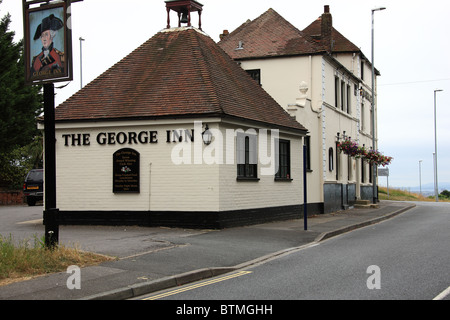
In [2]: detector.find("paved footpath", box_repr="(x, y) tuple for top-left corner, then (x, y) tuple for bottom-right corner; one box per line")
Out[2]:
(0, 201), (414, 300)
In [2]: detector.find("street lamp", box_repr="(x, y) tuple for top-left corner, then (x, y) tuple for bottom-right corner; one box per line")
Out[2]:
(419, 160), (422, 195)
(371, 7), (386, 204)
(79, 37), (85, 89)
(202, 124), (213, 145)
(434, 89), (443, 202)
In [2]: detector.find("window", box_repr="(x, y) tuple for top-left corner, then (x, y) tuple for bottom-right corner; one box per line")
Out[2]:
(335, 142), (340, 180)
(304, 136), (311, 171)
(341, 80), (345, 111)
(335, 77), (340, 108)
(361, 61), (364, 81)
(276, 140), (291, 180)
(329, 147), (334, 172)
(246, 69), (261, 85)
(237, 134), (257, 179)
(361, 159), (365, 183)
(370, 108), (374, 136)
(348, 156), (353, 181)
(347, 84), (351, 114)
(361, 103), (365, 132)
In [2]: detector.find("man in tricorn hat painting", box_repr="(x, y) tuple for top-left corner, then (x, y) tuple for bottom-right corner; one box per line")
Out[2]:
(31, 14), (65, 76)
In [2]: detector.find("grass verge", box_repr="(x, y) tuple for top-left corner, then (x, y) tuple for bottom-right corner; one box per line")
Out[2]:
(0, 234), (115, 287)
(378, 186), (450, 202)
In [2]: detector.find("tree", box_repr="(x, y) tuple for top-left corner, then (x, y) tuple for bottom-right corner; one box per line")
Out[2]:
(0, 2), (43, 189)
(440, 190), (450, 199)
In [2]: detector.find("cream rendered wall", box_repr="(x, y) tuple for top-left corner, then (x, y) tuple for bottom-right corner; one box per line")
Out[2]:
(331, 53), (359, 77)
(217, 122), (304, 212)
(327, 52), (378, 192)
(240, 57), (309, 109)
(239, 56), (323, 204)
(236, 50), (379, 207)
(321, 58), (356, 183)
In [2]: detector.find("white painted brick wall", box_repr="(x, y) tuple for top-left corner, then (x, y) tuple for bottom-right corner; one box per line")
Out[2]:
(54, 121), (304, 213)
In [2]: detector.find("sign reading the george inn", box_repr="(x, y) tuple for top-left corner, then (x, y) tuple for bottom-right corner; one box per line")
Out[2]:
(23, 0), (73, 84)
(62, 129), (195, 146)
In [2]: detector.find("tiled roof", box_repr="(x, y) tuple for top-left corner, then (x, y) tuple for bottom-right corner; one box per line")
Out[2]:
(55, 27), (306, 133)
(302, 17), (361, 53)
(219, 7), (363, 60)
(218, 8), (323, 60)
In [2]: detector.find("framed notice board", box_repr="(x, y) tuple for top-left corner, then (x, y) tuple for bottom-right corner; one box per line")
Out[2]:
(113, 148), (140, 193)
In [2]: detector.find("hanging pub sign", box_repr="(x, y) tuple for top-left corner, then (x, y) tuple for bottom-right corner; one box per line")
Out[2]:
(23, 0), (73, 84)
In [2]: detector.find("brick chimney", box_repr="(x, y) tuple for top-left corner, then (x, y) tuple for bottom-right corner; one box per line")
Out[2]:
(219, 30), (229, 41)
(321, 5), (333, 53)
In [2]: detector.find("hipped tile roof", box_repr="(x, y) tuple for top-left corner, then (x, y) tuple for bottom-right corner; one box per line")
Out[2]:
(55, 27), (306, 133)
(219, 8), (363, 59)
(218, 9), (322, 60)
(302, 16), (361, 54)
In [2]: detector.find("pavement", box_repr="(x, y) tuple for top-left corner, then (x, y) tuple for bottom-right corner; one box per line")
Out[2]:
(0, 200), (415, 300)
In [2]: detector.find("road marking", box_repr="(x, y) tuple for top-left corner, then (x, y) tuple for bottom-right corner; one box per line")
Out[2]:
(143, 271), (252, 300)
(17, 219), (43, 225)
(433, 286), (450, 300)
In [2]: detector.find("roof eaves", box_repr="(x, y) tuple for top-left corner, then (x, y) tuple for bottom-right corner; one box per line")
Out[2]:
(323, 54), (361, 84)
(231, 50), (326, 62)
(52, 112), (225, 124)
(220, 114), (308, 135)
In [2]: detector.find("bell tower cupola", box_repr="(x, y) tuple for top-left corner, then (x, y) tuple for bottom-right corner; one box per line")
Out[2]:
(165, 0), (203, 30)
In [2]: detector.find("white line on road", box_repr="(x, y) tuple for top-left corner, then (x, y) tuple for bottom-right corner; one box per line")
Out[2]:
(17, 219), (43, 225)
(433, 286), (450, 300)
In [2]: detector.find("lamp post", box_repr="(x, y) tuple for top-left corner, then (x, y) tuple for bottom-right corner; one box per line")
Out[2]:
(79, 37), (85, 89)
(419, 160), (422, 195)
(371, 7), (386, 204)
(434, 89), (443, 202)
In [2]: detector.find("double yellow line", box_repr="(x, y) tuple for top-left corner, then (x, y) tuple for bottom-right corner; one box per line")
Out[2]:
(144, 271), (253, 300)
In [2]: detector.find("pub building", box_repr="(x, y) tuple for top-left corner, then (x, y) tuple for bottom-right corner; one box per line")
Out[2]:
(39, 1), (308, 228)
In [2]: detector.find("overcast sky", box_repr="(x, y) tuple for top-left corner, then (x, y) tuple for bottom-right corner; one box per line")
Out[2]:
(2, 0), (450, 191)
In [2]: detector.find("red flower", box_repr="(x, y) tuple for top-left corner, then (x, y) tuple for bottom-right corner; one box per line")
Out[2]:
(337, 138), (393, 166)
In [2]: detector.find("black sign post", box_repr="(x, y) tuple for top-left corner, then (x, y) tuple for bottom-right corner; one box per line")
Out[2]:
(303, 144), (308, 231)
(42, 83), (59, 248)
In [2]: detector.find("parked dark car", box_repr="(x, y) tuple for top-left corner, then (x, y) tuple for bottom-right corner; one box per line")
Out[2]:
(23, 169), (43, 206)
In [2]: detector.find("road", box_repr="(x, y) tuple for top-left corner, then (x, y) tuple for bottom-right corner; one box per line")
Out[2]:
(0, 205), (206, 258)
(140, 202), (450, 300)
(0, 205), (44, 241)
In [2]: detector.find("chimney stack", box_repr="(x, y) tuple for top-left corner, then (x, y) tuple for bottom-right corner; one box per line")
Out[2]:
(321, 5), (333, 53)
(220, 30), (229, 41)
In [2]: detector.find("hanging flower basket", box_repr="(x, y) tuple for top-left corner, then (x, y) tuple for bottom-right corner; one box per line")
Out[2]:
(366, 149), (393, 167)
(337, 138), (393, 167)
(355, 146), (368, 159)
(337, 139), (359, 157)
